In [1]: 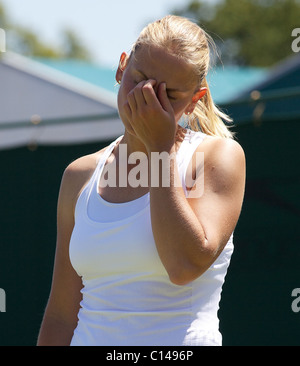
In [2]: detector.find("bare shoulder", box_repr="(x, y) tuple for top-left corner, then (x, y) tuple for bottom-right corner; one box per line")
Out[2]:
(202, 135), (245, 164)
(198, 135), (246, 193)
(59, 146), (108, 208)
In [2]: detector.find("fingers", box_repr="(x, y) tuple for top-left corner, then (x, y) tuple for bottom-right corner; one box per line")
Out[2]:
(157, 82), (173, 114)
(133, 80), (149, 108)
(127, 80), (158, 110)
(140, 80), (157, 107)
(127, 89), (137, 112)
(126, 80), (147, 114)
(126, 79), (172, 119)
(124, 81), (149, 126)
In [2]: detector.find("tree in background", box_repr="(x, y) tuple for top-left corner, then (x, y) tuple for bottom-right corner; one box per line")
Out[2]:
(61, 29), (92, 61)
(0, 2), (92, 60)
(173, 0), (300, 67)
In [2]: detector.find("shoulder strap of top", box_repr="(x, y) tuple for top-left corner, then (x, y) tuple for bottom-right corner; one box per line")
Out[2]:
(74, 135), (123, 220)
(96, 134), (123, 167)
(88, 135), (123, 189)
(177, 130), (206, 197)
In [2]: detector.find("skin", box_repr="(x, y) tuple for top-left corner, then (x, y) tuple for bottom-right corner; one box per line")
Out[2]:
(37, 45), (246, 346)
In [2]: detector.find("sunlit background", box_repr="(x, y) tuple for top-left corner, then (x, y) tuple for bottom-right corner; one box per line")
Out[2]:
(1, 0), (300, 346)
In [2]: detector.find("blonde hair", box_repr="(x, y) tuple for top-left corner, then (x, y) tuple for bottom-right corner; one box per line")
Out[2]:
(131, 15), (233, 139)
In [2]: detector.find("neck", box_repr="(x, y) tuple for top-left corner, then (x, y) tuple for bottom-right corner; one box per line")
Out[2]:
(120, 131), (148, 157)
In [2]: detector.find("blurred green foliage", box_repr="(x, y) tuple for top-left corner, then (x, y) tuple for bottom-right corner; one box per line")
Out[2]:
(173, 0), (300, 66)
(0, 2), (92, 60)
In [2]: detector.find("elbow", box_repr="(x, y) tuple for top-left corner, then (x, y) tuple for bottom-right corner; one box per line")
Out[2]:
(167, 243), (215, 286)
(169, 275), (194, 286)
(167, 264), (207, 286)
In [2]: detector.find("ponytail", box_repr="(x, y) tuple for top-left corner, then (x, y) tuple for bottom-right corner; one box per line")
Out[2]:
(188, 78), (234, 139)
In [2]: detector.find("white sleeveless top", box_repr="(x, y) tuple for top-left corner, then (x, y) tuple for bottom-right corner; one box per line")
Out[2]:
(69, 130), (234, 346)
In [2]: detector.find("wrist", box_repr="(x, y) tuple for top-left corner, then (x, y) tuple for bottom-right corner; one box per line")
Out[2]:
(148, 146), (177, 189)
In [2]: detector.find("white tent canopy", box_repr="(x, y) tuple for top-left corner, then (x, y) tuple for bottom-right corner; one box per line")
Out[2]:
(0, 52), (124, 150)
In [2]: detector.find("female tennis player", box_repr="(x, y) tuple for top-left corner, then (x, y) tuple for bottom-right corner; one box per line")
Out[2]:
(37, 15), (245, 346)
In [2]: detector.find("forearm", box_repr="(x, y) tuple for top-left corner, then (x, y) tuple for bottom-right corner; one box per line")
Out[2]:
(149, 148), (212, 285)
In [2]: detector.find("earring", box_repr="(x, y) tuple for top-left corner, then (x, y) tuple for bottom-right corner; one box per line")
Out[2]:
(117, 79), (121, 85)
